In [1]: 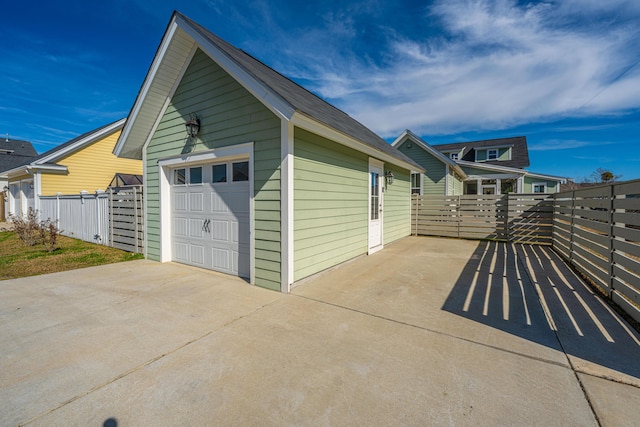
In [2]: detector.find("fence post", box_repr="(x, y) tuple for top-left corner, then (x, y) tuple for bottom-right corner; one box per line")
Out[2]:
(109, 188), (114, 248)
(608, 183), (615, 297)
(456, 195), (461, 239)
(505, 194), (510, 242)
(569, 190), (575, 264)
(133, 186), (139, 253)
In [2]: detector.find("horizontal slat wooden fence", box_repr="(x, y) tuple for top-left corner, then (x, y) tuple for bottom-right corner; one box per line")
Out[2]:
(553, 179), (640, 323)
(411, 194), (553, 244)
(109, 186), (144, 253)
(412, 187), (640, 322)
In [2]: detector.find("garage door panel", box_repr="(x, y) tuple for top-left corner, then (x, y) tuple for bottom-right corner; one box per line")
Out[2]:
(210, 220), (229, 242)
(174, 218), (188, 237)
(174, 242), (189, 262)
(189, 219), (205, 238)
(190, 245), (206, 265)
(211, 247), (230, 271)
(171, 162), (250, 277)
(174, 193), (188, 211)
(189, 192), (204, 211)
(211, 191), (230, 213)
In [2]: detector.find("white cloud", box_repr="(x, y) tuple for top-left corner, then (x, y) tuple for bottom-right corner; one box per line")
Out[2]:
(528, 139), (620, 151)
(291, 0), (640, 138)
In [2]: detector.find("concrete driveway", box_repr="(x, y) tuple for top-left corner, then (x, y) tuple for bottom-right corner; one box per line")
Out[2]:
(1, 237), (639, 426)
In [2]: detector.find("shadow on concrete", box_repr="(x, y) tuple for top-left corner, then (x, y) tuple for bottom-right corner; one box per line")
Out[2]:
(442, 240), (640, 380)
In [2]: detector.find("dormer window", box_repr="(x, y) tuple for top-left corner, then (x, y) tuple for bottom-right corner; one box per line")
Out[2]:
(450, 153), (459, 161)
(487, 149), (498, 160)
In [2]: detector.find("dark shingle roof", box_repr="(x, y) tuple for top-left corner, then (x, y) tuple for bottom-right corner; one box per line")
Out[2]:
(179, 13), (421, 170)
(0, 139), (37, 173)
(433, 136), (530, 169)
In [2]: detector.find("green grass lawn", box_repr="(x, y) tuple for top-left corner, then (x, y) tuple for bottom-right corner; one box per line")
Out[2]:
(0, 231), (144, 280)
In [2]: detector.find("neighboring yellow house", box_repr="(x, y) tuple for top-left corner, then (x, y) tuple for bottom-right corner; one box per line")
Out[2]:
(2, 119), (142, 216)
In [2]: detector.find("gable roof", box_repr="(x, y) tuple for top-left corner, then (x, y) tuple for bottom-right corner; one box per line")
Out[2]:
(0, 138), (37, 174)
(391, 130), (467, 177)
(433, 136), (530, 169)
(1, 119), (125, 179)
(114, 11), (422, 172)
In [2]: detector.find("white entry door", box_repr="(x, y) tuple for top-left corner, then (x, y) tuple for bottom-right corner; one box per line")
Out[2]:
(171, 161), (250, 278)
(368, 162), (383, 253)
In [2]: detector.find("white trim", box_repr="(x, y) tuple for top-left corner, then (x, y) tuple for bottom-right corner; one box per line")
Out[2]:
(525, 172), (567, 183)
(114, 21), (179, 157)
(141, 45), (198, 157)
(4, 121), (122, 179)
(33, 173), (42, 213)
(532, 182), (548, 194)
(458, 159), (564, 183)
(486, 148), (499, 161)
(280, 120), (294, 293)
(465, 173), (521, 180)
(410, 172), (423, 196)
(444, 164), (450, 195)
(157, 142), (255, 284)
(38, 119), (125, 164)
(295, 115), (420, 173)
(142, 146), (149, 257)
(158, 142), (254, 167)
(368, 158), (384, 254)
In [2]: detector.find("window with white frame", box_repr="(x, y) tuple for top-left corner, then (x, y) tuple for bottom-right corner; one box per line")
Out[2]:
(533, 182), (547, 193)
(410, 173), (422, 195)
(487, 149), (498, 160)
(450, 153), (459, 160)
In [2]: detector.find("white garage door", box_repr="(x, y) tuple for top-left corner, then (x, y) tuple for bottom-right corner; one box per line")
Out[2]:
(171, 160), (250, 278)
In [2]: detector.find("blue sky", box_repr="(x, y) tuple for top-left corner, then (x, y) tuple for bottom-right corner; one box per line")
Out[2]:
(2, 0), (639, 182)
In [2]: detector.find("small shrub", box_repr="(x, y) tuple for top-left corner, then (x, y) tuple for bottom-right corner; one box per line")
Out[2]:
(9, 208), (41, 246)
(8, 209), (62, 252)
(39, 218), (61, 253)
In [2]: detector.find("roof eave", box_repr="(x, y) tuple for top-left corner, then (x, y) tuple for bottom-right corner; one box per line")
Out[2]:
(39, 119), (125, 164)
(293, 115), (424, 173)
(392, 130), (466, 177)
(114, 12), (296, 160)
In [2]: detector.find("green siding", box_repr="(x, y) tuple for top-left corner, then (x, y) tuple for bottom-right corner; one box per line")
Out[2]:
(523, 177), (559, 193)
(446, 167), (464, 196)
(383, 164), (411, 245)
(474, 147), (510, 162)
(293, 128), (369, 281)
(452, 172), (464, 195)
(145, 49), (282, 291)
(397, 140), (446, 195)
(498, 147), (510, 161)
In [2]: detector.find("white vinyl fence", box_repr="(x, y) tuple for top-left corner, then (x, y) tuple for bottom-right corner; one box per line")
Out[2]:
(38, 186), (144, 253)
(40, 192), (111, 245)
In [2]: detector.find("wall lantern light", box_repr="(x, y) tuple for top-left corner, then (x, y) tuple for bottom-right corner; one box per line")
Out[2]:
(185, 113), (200, 138)
(2, 185), (8, 192)
(385, 170), (395, 185)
